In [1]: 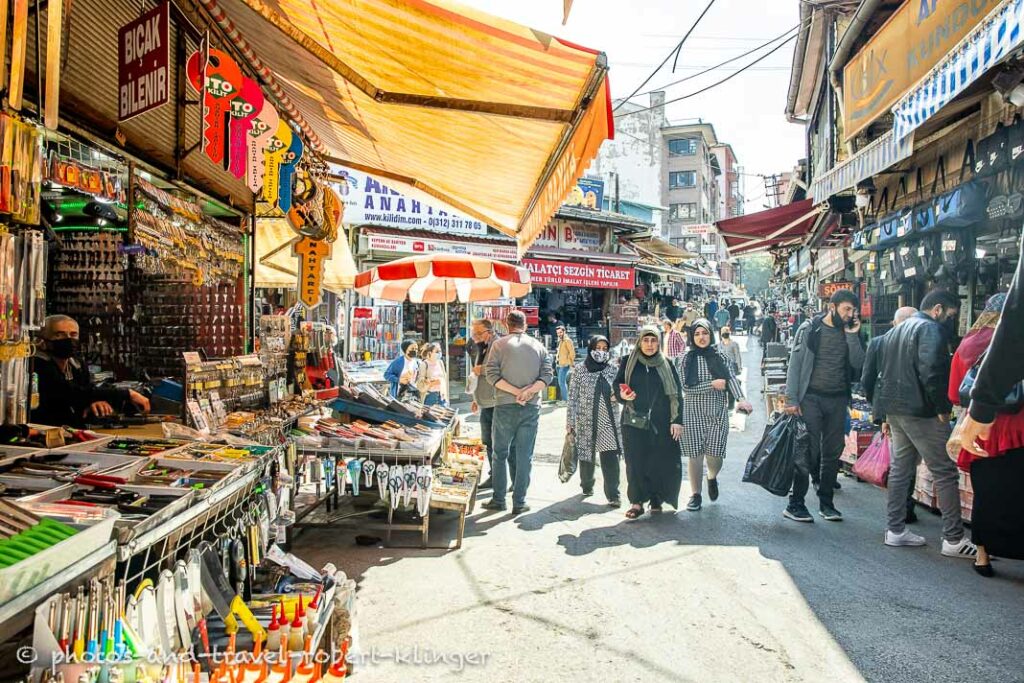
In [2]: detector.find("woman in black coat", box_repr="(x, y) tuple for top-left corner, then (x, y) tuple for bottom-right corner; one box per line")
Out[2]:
(615, 326), (685, 519)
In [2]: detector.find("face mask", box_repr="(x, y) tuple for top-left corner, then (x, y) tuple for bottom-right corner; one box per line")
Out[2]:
(590, 349), (610, 364)
(49, 338), (79, 359)
(722, 333), (730, 339)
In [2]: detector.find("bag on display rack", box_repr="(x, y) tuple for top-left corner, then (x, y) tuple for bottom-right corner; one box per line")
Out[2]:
(742, 414), (807, 497)
(931, 148), (988, 230)
(974, 119), (1011, 178)
(852, 433), (891, 487)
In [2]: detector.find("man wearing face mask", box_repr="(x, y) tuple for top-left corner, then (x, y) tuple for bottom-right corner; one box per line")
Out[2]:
(33, 315), (150, 427)
(783, 290), (865, 523)
(870, 290), (977, 559)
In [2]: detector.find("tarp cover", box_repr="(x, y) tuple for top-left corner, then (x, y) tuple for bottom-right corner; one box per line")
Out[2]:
(209, 0), (614, 251)
(255, 218), (358, 291)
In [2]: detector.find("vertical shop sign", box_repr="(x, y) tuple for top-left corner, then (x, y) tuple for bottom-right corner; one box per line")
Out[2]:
(117, 2), (169, 121)
(294, 237), (332, 308)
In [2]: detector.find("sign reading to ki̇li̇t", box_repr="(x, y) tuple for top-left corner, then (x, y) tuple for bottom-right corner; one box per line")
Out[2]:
(117, 2), (169, 121)
(294, 237), (332, 308)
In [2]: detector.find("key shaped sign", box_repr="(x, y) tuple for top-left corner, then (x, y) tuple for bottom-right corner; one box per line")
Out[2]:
(262, 120), (292, 206)
(277, 134), (304, 213)
(185, 48), (243, 167)
(247, 99), (279, 193)
(227, 76), (264, 178)
(293, 236), (331, 308)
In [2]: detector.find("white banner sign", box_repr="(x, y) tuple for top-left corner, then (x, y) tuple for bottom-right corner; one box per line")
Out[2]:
(532, 221), (605, 251)
(364, 233), (517, 261)
(337, 166), (488, 236)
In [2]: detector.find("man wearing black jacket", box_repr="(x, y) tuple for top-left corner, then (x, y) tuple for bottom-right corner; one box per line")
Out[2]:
(783, 290), (865, 523)
(872, 291), (976, 559)
(962, 233), (1024, 456)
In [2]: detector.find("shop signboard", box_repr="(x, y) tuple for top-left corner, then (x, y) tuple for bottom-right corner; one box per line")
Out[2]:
(294, 237), (331, 308)
(337, 166), (487, 237)
(529, 221), (605, 251)
(700, 243), (717, 255)
(523, 258), (634, 290)
(364, 232), (518, 261)
(842, 0), (1000, 140)
(563, 177), (605, 211)
(819, 280), (854, 300)
(680, 223), (716, 236)
(797, 248), (811, 273)
(117, 1), (170, 121)
(816, 248), (846, 278)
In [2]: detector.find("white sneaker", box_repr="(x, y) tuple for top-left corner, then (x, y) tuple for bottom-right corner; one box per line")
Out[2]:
(941, 537), (979, 559)
(885, 529), (927, 547)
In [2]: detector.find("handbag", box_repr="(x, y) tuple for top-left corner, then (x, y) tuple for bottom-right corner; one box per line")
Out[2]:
(974, 120), (1010, 177)
(852, 433), (891, 487)
(622, 406), (653, 432)
(958, 351), (1024, 414)
(558, 431), (577, 483)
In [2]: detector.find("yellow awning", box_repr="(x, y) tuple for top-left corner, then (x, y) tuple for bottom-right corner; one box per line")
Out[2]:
(626, 236), (697, 264)
(202, 0), (613, 252)
(255, 218), (358, 292)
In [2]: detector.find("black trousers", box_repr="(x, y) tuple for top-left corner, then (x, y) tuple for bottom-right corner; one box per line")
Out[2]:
(579, 450), (621, 500)
(791, 392), (847, 507)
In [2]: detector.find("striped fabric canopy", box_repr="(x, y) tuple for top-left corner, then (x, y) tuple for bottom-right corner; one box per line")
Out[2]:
(893, 0), (1024, 141)
(200, 0), (613, 252)
(354, 254), (532, 303)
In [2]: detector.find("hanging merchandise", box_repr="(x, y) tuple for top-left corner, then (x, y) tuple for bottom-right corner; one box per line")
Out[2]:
(247, 99), (280, 193)
(0, 229), (44, 425)
(7, 0), (27, 110)
(0, 114), (44, 224)
(974, 120), (1011, 178)
(45, 151), (126, 203)
(930, 150), (988, 231)
(132, 177), (245, 285)
(262, 120), (293, 206)
(227, 76), (265, 178)
(185, 47), (244, 166)
(288, 168), (343, 243)
(43, 0), (63, 130)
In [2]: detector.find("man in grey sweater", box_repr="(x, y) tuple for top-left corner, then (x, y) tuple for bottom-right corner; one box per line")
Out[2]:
(482, 310), (554, 514)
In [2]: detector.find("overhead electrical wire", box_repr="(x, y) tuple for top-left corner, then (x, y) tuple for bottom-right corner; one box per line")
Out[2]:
(612, 0), (718, 112)
(631, 22), (801, 99)
(615, 34), (798, 120)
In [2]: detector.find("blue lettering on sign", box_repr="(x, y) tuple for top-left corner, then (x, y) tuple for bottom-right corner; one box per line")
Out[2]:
(364, 196), (375, 210)
(380, 196), (391, 211)
(918, 0), (937, 24)
(396, 198), (406, 212)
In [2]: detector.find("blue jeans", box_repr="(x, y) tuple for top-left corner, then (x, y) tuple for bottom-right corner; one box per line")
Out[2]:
(479, 406), (514, 478)
(557, 366), (571, 401)
(491, 402), (540, 508)
(424, 391), (446, 407)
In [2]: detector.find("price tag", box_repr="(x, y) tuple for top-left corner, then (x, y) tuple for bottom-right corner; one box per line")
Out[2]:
(247, 100), (279, 193)
(904, 267), (917, 277)
(942, 240), (957, 252)
(918, 245), (926, 257)
(182, 351), (202, 364)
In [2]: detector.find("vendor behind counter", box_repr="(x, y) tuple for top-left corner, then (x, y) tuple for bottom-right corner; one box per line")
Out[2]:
(32, 314), (151, 428)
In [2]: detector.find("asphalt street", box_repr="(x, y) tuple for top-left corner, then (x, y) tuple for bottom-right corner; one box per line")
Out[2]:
(295, 335), (1024, 682)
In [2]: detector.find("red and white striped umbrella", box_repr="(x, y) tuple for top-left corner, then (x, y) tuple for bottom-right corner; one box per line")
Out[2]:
(354, 254), (531, 303)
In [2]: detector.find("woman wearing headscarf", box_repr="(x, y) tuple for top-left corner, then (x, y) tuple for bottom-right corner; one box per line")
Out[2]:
(676, 319), (752, 511)
(948, 293), (1024, 577)
(566, 336), (622, 506)
(614, 326), (685, 519)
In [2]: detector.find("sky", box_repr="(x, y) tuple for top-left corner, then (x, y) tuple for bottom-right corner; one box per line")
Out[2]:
(461, 0), (807, 211)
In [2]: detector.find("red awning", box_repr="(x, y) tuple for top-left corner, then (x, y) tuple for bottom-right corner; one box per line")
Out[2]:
(717, 200), (826, 256)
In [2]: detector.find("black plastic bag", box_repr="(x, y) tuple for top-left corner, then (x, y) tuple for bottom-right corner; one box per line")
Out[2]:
(742, 415), (808, 496)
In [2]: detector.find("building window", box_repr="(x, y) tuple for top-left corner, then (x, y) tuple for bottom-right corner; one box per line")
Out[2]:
(668, 138), (698, 156)
(669, 171), (697, 188)
(669, 202), (697, 223)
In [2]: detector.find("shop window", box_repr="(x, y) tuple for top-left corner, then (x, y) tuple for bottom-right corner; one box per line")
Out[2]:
(668, 138), (698, 156)
(669, 202), (697, 223)
(669, 171), (697, 189)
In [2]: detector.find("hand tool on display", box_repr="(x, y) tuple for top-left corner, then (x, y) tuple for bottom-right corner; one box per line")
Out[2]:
(44, 0), (62, 129)
(200, 544), (266, 642)
(0, 0), (9, 89)
(8, 0), (27, 110)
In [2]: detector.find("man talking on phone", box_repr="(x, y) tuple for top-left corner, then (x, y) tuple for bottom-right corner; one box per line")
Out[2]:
(783, 289), (865, 523)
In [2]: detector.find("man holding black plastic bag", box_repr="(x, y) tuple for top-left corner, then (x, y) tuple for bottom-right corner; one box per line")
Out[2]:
(782, 290), (865, 523)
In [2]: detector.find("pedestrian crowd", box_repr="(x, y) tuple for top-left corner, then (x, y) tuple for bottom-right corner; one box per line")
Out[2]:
(459, 247), (1024, 580)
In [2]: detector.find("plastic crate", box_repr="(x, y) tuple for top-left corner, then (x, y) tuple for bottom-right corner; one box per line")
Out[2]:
(0, 507), (117, 604)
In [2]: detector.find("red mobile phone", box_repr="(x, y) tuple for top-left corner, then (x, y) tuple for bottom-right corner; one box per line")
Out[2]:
(619, 383), (632, 394)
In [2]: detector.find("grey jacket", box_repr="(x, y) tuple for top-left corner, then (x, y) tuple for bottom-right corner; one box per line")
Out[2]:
(484, 332), (554, 406)
(471, 339), (500, 409)
(785, 315), (865, 407)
